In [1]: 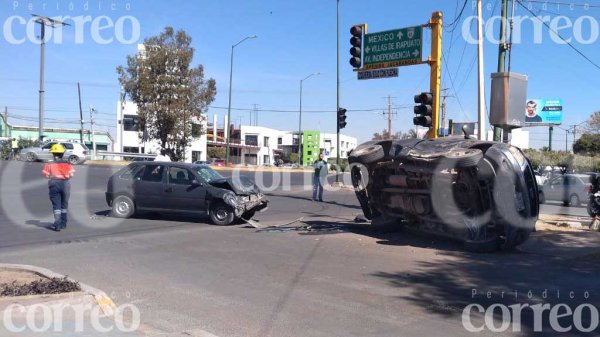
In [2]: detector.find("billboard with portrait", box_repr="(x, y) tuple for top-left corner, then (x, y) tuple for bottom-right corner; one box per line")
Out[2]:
(525, 99), (563, 125)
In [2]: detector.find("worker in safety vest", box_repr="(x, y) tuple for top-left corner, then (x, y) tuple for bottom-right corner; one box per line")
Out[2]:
(10, 138), (18, 159)
(41, 144), (75, 231)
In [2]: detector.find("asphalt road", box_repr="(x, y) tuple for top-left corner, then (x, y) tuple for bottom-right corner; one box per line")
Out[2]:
(1, 161), (600, 337)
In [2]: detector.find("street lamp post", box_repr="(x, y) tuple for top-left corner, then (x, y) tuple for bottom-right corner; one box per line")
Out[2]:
(225, 35), (257, 165)
(298, 72), (319, 166)
(33, 15), (69, 142)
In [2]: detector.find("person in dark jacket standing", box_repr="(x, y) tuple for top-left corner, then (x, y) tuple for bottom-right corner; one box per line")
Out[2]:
(312, 153), (327, 202)
(41, 144), (75, 232)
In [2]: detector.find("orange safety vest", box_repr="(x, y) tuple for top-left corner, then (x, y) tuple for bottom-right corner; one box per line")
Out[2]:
(42, 162), (75, 180)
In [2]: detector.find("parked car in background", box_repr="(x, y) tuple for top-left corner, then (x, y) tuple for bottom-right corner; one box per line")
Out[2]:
(212, 159), (226, 167)
(20, 141), (89, 164)
(534, 172), (547, 186)
(105, 162), (268, 225)
(193, 160), (211, 166)
(538, 174), (592, 206)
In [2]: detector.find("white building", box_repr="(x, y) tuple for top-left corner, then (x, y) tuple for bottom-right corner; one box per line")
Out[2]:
(115, 101), (208, 162)
(320, 133), (357, 159)
(233, 123), (357, 165)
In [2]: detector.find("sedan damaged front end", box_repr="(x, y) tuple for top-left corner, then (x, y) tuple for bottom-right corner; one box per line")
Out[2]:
(348, 137), (539, 252)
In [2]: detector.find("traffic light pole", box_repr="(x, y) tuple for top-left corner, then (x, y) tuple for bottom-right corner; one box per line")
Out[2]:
(427, 12), (443, 139)
(336, 0), (340, 182)
(493, 0), (510, 142)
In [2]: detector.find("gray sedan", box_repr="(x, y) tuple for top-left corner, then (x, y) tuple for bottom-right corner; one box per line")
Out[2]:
(539, 174), (592, 206)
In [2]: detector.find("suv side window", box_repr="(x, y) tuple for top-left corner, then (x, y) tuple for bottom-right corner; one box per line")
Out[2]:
(139, 165), (165, 183)
(61, 143), (74, 150)
(42, 142), (56, 150)
(168, 167), (194, 185)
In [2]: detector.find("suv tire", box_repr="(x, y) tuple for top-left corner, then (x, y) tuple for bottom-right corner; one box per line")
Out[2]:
(68, 155), (79, 165)
(442, 149), (483, 168)
(26, 152), (37, 162)
(349, 145), (384, 164)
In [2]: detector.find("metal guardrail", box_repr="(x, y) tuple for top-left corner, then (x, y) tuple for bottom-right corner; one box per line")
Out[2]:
(96, 151), (157, 160)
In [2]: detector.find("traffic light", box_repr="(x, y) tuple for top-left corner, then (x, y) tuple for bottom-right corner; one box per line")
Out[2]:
(337, 108), (347, 129)
(349, 25), (363, 69)
(413, 92), (433, 127)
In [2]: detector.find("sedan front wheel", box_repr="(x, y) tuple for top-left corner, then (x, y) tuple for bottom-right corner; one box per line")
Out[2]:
(210, 203), (235, 226)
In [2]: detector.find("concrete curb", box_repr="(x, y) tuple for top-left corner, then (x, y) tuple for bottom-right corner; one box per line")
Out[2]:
(0, 263), (116, 316)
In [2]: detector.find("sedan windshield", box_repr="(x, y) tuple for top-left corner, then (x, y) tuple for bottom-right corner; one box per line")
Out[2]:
(194, 165), (224, 183)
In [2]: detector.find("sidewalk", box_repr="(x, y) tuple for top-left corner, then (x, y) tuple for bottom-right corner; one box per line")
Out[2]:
(0, 264), (142, 337)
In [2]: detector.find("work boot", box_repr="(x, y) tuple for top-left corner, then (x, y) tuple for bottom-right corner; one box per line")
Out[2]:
(51, 211), (62, 232)
(60, 210), (68, 229)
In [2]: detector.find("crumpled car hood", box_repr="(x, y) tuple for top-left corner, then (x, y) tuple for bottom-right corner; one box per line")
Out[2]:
(209, 176), (260, 195)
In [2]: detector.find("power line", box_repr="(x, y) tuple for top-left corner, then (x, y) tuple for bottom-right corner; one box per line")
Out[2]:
(525, 0), (600, 8)
(517, 0), (600, 71)
(442, 54), (466, 115)
(444, 0), (469, 31)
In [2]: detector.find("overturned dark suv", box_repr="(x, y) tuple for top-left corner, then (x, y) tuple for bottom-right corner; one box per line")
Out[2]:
(106, 162), (268, 225)
(348, 137), (539, 251)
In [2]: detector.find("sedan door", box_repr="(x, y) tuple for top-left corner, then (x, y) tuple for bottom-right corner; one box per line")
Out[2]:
(545, 176), (564, 201)
(132, 164), (167, 210)
(164, 166), (207, 212)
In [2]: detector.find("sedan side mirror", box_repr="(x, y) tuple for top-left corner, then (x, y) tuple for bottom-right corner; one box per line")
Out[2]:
(191, 179), (202, 186)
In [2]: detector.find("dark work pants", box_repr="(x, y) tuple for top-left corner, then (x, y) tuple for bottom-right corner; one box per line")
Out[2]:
(49, 179), (71, 229)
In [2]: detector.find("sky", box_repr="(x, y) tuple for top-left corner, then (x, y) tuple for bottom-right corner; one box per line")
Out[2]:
(1, 0), (600, 149)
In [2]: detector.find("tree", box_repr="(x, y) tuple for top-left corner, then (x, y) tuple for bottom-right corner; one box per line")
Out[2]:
(372, 129), (416, 141)
(573, 134), (600, 156)
(585, 111), (600, 134)
(117, 27), (216, 161)
(289, 153), (299, 164)
(207, 146), (226, 159)
(372, 130), (390, 140)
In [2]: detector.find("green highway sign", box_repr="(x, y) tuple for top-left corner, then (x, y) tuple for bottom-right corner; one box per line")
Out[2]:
(363, 26), (423, 70)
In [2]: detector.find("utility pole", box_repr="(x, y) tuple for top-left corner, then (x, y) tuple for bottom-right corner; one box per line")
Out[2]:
(33, 15), (69, 142)
(77, 82), (84, 144)
(493, 0), (510, 142)
(253, 104), (259, 126)
(382, 95), (397, 138)
(4, 107), (7, 137)
(387, 95), (392, 137)
(440, 88), (451, 136)
(336, 0), (341, 182)
(476, 0), (486, 140)
(89, 106), (96, 160)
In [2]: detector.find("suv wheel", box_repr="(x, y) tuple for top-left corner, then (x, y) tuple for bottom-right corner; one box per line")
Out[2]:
(111, 195), (135, 218)
(210, 203), (235, 226)
(68, 155), (79, 165)
(569, 194), (580, 207)
(26, 152), (37, 162)
(441, 149), (483, 168)
(349, 145), (384, 164)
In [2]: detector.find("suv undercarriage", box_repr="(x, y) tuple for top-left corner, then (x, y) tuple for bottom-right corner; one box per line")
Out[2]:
(349, 137), (539, 252)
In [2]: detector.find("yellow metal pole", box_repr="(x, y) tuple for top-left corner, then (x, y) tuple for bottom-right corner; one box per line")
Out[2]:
(427, 11), (443, 139)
